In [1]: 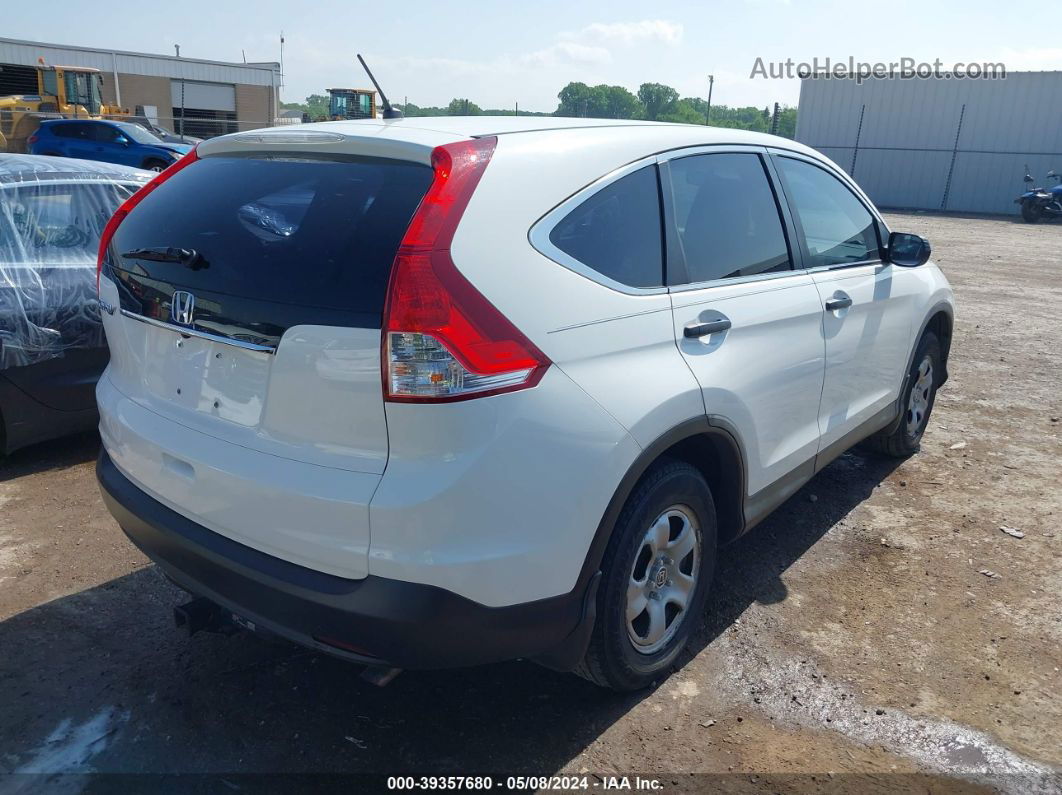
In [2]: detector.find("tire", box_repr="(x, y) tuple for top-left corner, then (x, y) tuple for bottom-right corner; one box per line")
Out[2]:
(574, 459), (717, 691)
(144, 159), (169, 172)
(863, 331), (942, 458)
(1021, 202), (1043, 223)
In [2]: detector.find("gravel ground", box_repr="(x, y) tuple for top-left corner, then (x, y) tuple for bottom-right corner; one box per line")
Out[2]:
(0, 212), (1059, 793)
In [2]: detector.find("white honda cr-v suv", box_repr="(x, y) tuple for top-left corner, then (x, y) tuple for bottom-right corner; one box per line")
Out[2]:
(95, 117), (953, 690)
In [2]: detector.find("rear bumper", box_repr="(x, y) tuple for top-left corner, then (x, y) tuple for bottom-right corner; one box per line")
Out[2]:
(97, 449), (593, 669)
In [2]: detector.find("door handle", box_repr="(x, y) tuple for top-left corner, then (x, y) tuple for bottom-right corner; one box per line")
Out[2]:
(825, 296), (853, 311)
(684, 318), (732, 338)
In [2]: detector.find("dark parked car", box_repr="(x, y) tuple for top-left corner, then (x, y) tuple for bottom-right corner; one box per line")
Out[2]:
(128, 116), (203, 146)
(0, 154), (151, 454)
(28, 119), (192, 172)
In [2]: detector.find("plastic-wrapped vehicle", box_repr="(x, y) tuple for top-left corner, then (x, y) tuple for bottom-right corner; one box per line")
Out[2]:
(0, 154), (151, 454)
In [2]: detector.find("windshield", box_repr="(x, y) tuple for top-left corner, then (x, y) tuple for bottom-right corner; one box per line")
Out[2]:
(114, 122), (164, 145)
(62, 71), (102, 115)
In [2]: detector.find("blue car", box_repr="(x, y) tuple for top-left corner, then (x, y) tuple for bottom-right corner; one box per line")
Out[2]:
(29, 119), (192, 172)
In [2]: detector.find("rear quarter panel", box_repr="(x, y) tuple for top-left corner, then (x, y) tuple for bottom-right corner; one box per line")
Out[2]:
(449, 129), (706, 451)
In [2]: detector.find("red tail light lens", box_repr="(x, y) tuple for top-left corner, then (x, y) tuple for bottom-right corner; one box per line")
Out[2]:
(27, 134), (39, 145)
(96, 147), (199, 294)
(382, 137), (551, 402)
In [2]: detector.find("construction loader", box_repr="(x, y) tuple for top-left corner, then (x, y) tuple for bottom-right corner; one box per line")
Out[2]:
(0, 62), (128, 153)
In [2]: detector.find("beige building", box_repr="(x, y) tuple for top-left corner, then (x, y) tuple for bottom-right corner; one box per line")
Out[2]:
(0, 37), (281, 139)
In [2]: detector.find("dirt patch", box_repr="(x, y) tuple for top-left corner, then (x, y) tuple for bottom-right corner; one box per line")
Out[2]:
(0, 212), (1059, 792)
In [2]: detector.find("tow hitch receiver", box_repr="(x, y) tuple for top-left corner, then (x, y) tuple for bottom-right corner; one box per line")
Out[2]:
(174, 597), (237, 637)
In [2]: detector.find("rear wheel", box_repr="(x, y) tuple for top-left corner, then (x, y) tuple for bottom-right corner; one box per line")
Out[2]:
(1021, 201), (1043, 223)
(575, 459), (717, 691)
(863, 331), (942, 457)
(144, 159), (169, 172)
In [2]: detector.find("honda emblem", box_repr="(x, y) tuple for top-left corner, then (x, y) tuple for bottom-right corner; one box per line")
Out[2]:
(171, 291), (195, 326)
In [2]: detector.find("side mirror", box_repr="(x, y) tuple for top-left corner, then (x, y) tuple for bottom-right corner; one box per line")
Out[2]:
(888, 232), (931, 268)
(1024, 173), (1035, 183)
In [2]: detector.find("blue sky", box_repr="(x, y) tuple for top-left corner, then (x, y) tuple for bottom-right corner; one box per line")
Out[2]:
(6, 1), (1061, 112)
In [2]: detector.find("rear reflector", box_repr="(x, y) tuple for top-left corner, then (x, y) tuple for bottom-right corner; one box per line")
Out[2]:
(96, 146), (199, 293)
(382, 137), (550, 402)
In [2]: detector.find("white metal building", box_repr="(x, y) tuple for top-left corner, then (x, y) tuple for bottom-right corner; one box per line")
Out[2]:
(795, 72), (1062, 214)
(0, 37), (281, 138)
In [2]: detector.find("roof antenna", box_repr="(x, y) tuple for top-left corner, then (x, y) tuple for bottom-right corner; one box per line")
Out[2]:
(357, 54), (403, 119)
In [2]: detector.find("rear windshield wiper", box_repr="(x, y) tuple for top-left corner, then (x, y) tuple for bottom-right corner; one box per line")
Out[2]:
(122, 247), (208, 270)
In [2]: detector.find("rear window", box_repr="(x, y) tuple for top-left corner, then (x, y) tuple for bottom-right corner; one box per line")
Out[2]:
(111, 154), (433, 315)
(1, 182), (139, 265)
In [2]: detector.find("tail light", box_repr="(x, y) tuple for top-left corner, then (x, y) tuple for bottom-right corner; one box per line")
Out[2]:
(96, 147), (199, 294)
(27, 134), (39, 145)
(382, 137), (550, 402)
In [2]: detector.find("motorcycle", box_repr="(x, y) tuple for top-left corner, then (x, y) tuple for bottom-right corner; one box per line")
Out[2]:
(1016, 166), (1062, 223)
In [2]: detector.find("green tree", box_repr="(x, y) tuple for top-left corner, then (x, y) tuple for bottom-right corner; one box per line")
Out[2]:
(556, 82), (594, 117)
(637, 83), (679, 121)
(447, 98), (482, 115)
(305, 93), (329, 119)
(775, 107), (798, 139)
(556, 82), (640, 119)
(658, 98), (706, 125)
(598, 85), (641, 119)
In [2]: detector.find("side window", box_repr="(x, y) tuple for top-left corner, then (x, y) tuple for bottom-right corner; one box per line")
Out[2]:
(41, 70), (58, 96)
(51, 123), (78, 139)
(668, 153), (791, 283)
(776, 157), (882, 268)
(91, 124), (120, 143)
(64, 123), (93, 140)
(548, 165), (663, 289)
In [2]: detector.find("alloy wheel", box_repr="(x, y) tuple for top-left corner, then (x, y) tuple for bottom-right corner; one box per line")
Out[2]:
(626, 506), (700, 655)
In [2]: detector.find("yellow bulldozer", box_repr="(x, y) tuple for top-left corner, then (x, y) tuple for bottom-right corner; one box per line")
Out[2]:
(0, 61), (129, 153)
(324, 88), (377, 120)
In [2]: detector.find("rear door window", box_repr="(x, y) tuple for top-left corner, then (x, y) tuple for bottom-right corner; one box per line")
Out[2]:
(110, 155), (433, 319)
(667, 152), (792, 284)
(547, 165), (664, 289)
(51, 123), (88, 139)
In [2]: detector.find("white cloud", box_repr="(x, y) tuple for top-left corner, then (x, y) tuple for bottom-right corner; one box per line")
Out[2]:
(363, 19), (684, 100)
(995, 47), (1062, 71)
(561, 20), (684, 47)
(522, 41), (613, 68)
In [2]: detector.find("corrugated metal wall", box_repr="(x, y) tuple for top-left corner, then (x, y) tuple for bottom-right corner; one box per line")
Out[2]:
(0, 37), (279, 87)
(796, 73), (1062, 214)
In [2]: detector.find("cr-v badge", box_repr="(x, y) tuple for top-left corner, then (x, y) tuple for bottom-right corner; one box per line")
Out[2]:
(171, 291), (196, 325)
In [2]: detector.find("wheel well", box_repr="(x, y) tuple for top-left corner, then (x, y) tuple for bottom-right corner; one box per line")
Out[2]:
(657, 432), (744, 545)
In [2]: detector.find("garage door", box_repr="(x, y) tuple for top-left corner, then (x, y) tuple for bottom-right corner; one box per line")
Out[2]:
(170, 81), (236, 111)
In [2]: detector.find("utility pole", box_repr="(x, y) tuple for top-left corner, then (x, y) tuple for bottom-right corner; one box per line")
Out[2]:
(175, 44), (184, 139)
(515, 101), (519, 116)
(705, 74), (714, 125)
